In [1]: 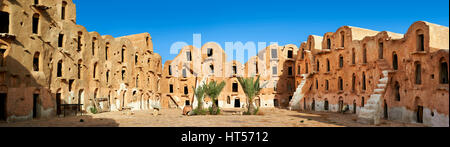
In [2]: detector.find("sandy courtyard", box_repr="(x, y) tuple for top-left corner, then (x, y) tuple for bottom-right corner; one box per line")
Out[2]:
(0, 108), (425, 127)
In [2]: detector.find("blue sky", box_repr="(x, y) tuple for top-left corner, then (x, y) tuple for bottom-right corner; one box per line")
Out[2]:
(74, 0), (449, 64)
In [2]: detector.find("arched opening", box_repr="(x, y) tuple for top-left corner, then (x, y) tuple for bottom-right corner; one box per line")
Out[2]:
(93, 62), (97, 79)
(121, 46), (126, 62)
(287, 49), (293, 58)
(33, 52), (40, 71)
(105, 43), (110, 60)
(169, 84), (174, 93)
(227, 96), (231, 104)
(106, 70), (109, 83)
(0, 11), (9, 33)
(393, 53), (398, 70)
(316, 60), (320, 72)
(184, 86), (188, 95)
(353, 100), (357, 114)
(326, 38), (331, 49)
(121, 69), (126, 81)
(338, 77), (343, 91)
(92, 37), (97, 56)
(394, 81), (400, 101)
(61, 1), (67, 20)
(32, 91), (39, 119)
(32, 13), (39, 34)
(210, 65), (214, 74)
(136, 74), (139, 88)
(168, 65), (172, 76)
(361, 97), (365, 107)
(339, 55), (344, 68)
(417, 105), (423, 123)
(58, 34), (64, 47)
(135, 53), (138, 65)
(338, 97), (344, 112)
(327, 59), (330, 72)
(182, 68), (187, 78)
(416, 30), (425, 51)
(324, 99), (329, 111)
(415, 62), (422, 84)
(311, 99), (315, 111)
(186, 51), (192, 61)
(340, 31), (345, 48)
(57, 60), (62, 77)
(378, 40), (384, 59)
(56, 91), (62, 116)
(274, 99), (279, 107)
(77, 60), (82, 79)
(439, 58), (449, 84)
(315, 79), (318, 90)
(78, 89), (84, 111)
(234, 98), (240, 108)
(325, 80), (329, 91)
(352, 48), (356, 64)
(232, 82), (238, 92)
(77, 32), (82, 51)
(362, 72), (366, 90)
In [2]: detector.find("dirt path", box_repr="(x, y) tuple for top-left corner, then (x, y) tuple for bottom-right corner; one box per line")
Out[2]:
(0, 108), (425, 127)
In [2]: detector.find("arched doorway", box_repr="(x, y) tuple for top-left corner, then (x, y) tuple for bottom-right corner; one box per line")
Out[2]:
(338, 97), (344, 112)
(415, 97), (423, 123)
(234, 98), (240, 108)
(311, 99), (315, 111)
(353, 100), (357, 114)
(78, 89), (84, 112)
(33, 89), (40, 119)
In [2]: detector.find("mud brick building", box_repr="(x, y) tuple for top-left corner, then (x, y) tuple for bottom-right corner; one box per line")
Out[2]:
(1, 0), (448, 127)
(290, 21), (449, 127)
(0, 0), (162, 122)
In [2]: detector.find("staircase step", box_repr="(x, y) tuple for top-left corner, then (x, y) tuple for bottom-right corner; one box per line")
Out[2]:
(374, 89), (385, 94)
(377, 84), (386, 88)
(379, 77), (389, 84)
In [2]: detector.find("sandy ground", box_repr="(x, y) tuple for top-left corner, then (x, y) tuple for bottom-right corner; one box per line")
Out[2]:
(0, 108), (425, 127)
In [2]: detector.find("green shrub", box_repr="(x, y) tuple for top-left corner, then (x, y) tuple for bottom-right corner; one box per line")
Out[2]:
(90, 107), (98, 114)
(208, 106), (220, 115)
(192, 108), (208, 115)
(243, 107), (260, 115)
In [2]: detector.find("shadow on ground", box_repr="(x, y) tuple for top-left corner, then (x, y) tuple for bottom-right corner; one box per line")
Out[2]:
(0, 115), (120, 127)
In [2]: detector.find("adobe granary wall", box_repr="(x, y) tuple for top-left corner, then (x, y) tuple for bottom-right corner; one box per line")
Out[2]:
(292, 21), (449, 127)
(160, 42), (298, 110)
(0, 0), (162, 122)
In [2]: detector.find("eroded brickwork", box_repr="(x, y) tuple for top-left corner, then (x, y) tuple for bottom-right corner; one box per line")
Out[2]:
(0, 0), (161, 122)
(292, 21), (449, 127)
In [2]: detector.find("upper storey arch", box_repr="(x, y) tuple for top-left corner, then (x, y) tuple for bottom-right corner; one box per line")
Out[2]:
(306, 35), (323, 51)
(404, 21), (449, 53)
(322, 32), (334, 50)
(334, 26), (379, 50)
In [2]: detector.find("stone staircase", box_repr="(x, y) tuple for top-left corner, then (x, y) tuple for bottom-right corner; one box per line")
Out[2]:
(289, 74), (310, 110)
(358, 60), (392, 124)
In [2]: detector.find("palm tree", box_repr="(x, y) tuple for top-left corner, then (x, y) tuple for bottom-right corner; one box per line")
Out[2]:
(192, 83), (206, 110)
(237, 76), (266, 115)
(204, 80), (226, 115)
